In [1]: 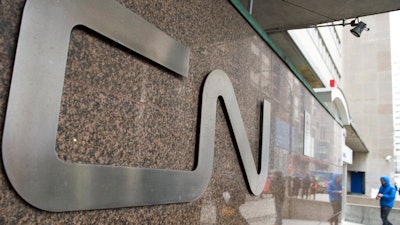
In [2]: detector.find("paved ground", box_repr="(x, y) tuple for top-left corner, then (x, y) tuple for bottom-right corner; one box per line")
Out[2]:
(239, 194), (366, 225)
(283, 219), (364, 225)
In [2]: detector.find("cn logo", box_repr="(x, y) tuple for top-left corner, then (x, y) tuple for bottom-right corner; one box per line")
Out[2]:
(2, 0), (270, 212)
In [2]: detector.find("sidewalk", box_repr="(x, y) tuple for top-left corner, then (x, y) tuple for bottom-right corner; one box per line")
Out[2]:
(283, 219), (364, 225)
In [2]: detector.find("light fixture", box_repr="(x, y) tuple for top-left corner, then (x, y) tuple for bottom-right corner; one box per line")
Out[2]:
(265, 0), (371, 36)
(350, 21), (369, 37)
(312, 17), (370, 37)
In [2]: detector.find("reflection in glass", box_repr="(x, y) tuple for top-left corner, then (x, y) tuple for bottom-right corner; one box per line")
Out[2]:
(200, 200), (217, 225)
(326, 174), (343, 225)
(270, 170), (285, 225)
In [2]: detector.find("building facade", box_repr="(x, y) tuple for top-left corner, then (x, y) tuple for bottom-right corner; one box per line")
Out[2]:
(391, 11), (400, 183)
(269, 12), (395, 197)
(343, 13), (394, 196)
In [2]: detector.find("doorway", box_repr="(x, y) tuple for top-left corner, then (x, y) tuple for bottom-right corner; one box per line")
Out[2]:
(350, 171), (365, 194)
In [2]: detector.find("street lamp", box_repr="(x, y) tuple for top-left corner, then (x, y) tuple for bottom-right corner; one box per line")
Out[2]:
(312, 18), (370, 37)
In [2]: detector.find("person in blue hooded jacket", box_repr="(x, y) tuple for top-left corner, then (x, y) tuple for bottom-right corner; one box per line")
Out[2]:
(376, 176), (396, 225)
(326, 174), (342, 225)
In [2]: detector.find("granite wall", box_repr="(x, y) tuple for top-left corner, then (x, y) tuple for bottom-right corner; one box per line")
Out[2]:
(1, 0), (343, 224)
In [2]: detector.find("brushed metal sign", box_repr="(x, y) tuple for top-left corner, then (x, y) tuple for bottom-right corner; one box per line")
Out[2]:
(2, 0), (270, 212)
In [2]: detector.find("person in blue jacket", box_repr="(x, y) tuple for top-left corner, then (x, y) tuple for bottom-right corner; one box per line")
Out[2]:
(376, 176), (396, 225)
(326, 174), (342, 225)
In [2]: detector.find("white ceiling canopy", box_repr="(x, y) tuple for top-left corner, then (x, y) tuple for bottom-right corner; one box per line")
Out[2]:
(240, 0), (400, 32)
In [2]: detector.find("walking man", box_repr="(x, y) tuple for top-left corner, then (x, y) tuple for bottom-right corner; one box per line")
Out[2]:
(270, 170), (285, 225)
(327, 174), (342, 225)
(376, 176), (396, 225)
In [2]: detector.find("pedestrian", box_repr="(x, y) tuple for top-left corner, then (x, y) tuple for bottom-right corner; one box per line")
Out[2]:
(310, 175), (318, 200)
(326, 174), (342, 225)
(270, 170), (285, 225)
(302, 173), (311, 199)
(292, 175), (301, 198)
(376, 176), (396, 225)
